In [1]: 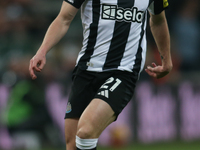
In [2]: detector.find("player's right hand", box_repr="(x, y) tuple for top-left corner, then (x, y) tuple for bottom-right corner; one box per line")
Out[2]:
(29, 52), (46, 80)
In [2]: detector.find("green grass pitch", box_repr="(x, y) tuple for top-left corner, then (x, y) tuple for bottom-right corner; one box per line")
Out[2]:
(42, 140), (200, 150)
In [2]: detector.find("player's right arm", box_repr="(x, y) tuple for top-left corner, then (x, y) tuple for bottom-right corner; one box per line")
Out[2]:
(29, 1), (78, 80)
(145, 0), (172, 79)
(145, 11), (173, 79)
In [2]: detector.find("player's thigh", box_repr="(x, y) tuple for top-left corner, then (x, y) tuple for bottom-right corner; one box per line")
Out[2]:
(95, 71), (137, 118)
(65, 118), (79, 147)
(77, 98), (116, 138)
(65, 68), (96, 119)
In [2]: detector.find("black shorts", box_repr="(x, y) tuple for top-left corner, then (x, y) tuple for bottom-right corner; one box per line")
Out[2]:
(64, 67), (138, 120)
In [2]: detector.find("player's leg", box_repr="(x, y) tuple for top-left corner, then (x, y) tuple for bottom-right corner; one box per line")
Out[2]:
(76, 98), (116, 150)
(65, 118), (79, 150)
(77, 98), (116, 138)
(64, 68), (97, 150)
(75, 71), (137, 150)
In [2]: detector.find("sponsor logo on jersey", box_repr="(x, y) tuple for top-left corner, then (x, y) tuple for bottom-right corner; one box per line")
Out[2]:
(102, 4), (144, 23)
(163, 0), (169, 8)
(66, 102), (72, 113)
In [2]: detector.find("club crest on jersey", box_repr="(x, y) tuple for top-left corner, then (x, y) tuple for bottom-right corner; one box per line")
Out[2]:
(102, 4), (144, 23)
(66, 102), (72, 113)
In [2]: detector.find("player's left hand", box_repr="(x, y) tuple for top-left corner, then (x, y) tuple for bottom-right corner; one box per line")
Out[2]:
(145, 62), (172, 79)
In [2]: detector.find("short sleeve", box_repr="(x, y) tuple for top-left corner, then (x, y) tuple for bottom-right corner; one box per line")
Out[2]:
(148, 0), (169, 15)
(64, 0), (85, 9)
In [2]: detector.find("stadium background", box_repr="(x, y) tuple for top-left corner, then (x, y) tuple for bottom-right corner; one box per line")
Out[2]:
(0, 0), (200, 149)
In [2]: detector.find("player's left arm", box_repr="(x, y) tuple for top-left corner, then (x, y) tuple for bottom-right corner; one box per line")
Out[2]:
(145, 11), (173, 79)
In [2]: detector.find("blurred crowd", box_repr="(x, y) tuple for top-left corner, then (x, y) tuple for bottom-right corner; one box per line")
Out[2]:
(0, 0), (200, 149)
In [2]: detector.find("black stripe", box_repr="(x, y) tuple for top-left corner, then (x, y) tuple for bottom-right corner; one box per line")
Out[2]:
(132, 12), (146, 75)
(77, 0), (101, 70)
(103, 0), (135, 70)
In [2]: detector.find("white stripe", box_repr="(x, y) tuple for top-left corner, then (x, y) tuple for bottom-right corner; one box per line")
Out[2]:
(87, 3), (116, 71)
(139, 14), (147, 73)
(148, 1), (155, 15)
(105, 90), (109, 98)
(101, 91), (104, 96)
(118, 23), (141, 71)
(76, 1), (93, 65)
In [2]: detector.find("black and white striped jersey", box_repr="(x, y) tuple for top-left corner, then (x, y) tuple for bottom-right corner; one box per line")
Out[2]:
(64, 0), (169, 75)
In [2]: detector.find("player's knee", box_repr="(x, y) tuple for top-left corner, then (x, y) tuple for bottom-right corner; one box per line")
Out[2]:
(76, 126), (94, 139)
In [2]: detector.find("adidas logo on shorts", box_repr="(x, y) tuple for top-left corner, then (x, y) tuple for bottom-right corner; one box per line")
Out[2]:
(98, 90), (109, 98)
